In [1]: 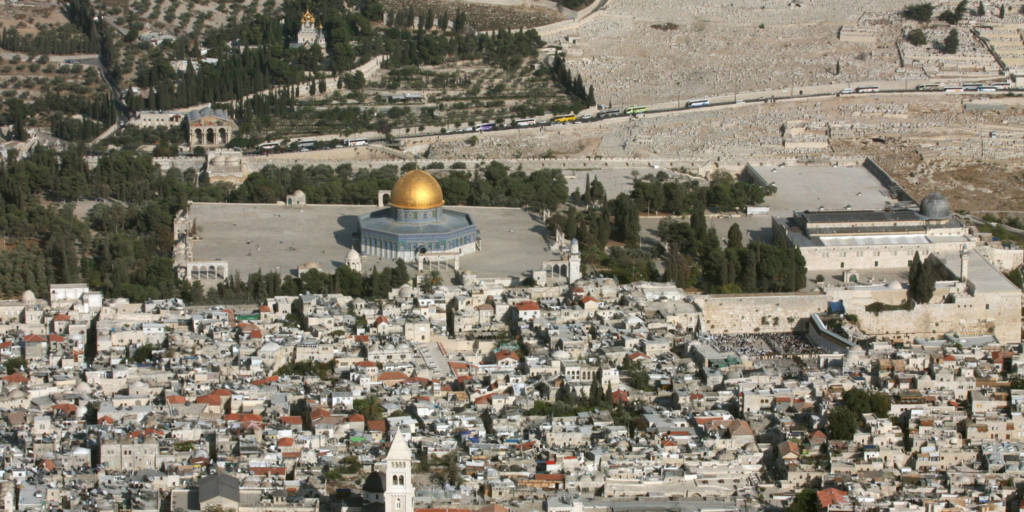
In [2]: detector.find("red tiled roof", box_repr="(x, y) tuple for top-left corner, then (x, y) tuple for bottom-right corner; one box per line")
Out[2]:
(1, 373), (28, 383)
(53, 314), (70, 321)
(366, 419), (387, 432)
(129, 428), (165, 438)
(611, 390), (629, 404)
(375, 316), (388, 326)
(817, 488), (849, 509)
(259, 306), (271, 313)
(253, 376), (279, 386)
(23, 334), (45, 343)
(533, 474), (564, 482)
(278, 437), (295, 447)
(495, 350), (520, 361)
(251, 466), (287, 476)
(166, 395), (187, 404)
(281, 416), (303, 425)
(52, 403), (77, 415)
(195, 395), (222, 406)
(225, 413), (263, 423)
(515, 301), (540, 311)
(378, 371), (408, 381)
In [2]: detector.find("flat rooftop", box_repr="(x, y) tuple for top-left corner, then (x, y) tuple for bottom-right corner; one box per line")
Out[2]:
(189, 203), (553, 279)
(751, 164), (896, 213)
(939, 250), (1022, 294)
(801, 209), (922, 224)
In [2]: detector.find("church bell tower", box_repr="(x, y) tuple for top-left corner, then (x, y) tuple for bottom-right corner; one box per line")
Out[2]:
(384, 433), (414, 512)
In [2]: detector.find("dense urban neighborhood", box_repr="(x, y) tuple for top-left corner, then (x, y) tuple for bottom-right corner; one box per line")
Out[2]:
(0, 273), (1022, 512)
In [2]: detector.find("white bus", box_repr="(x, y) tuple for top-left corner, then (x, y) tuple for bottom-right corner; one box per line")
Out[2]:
(514, 118), (536, 127)
(685, 99), (710, 108)
(345, 139), (368, 147)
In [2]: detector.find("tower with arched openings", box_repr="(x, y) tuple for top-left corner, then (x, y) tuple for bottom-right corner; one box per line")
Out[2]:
(384, 433), (414, 512)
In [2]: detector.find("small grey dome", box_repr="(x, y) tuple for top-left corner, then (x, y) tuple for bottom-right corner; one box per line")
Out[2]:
(920, 193), (951, 219)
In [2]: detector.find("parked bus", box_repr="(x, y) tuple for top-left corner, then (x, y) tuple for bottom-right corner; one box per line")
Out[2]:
(552, 114), (576, 123)
(685, 99), (710, 108)
(625, 105), (648, 115)
(474, 123), (495, 132)
(598, 108), (621, 118)
(916, 84), (941, 91)
(514, 118), (536, 127)
(855, 86), (879, 93)
(344, 139), (368, 147)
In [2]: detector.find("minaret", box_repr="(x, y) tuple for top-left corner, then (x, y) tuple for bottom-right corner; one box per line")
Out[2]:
(384, 433), (414, 512)
(568, 238), (582, 283)
(960, 244), (969, 283)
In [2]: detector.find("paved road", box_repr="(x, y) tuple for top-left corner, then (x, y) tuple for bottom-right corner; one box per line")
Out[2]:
(335, 78), (1019, 150)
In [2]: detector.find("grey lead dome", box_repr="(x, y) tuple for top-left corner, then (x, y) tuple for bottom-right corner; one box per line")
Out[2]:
(920, 192), (952, 219)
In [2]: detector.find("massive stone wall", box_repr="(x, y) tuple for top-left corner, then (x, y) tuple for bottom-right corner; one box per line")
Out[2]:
(696, 278), (1020, 344)
(847, 293), (1020, 344)
(799, 241), (969, 272)
(696, 293), (828, 334)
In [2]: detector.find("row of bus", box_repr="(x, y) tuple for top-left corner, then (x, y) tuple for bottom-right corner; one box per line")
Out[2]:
(466, 100), (717, 133)
(915, 82), (1009, 93)
(471, 107), (651, 132)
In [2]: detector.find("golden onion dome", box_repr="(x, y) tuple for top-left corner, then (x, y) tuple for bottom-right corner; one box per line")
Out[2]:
(301, 9), (316, 25)
(390, 170), (444, 210)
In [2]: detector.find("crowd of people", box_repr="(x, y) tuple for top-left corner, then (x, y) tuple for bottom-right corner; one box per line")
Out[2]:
(700, 332), (821, 356)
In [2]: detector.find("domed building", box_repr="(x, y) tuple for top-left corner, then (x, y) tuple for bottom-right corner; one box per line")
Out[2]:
(292, 9), (327, 55)
(357, 170), (479, 262)
(920, 192), (952, 220)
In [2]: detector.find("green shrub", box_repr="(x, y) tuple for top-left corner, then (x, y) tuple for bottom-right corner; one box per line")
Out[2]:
(906, 29), (927, 46)
(901, 3), (934, 21)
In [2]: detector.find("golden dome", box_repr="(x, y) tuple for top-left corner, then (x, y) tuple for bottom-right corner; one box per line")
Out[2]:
(301, 9), (316, 25)
(390, 170), (444, 210)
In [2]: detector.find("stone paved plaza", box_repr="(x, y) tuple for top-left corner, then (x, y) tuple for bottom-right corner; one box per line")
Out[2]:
(189, 203), (553, 279)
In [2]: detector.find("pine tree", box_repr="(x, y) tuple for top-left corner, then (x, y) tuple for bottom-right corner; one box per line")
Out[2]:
(727, 223), (743, 249)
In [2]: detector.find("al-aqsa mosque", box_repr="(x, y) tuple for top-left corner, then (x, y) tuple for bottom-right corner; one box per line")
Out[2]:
(357, 170), (480, 262)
